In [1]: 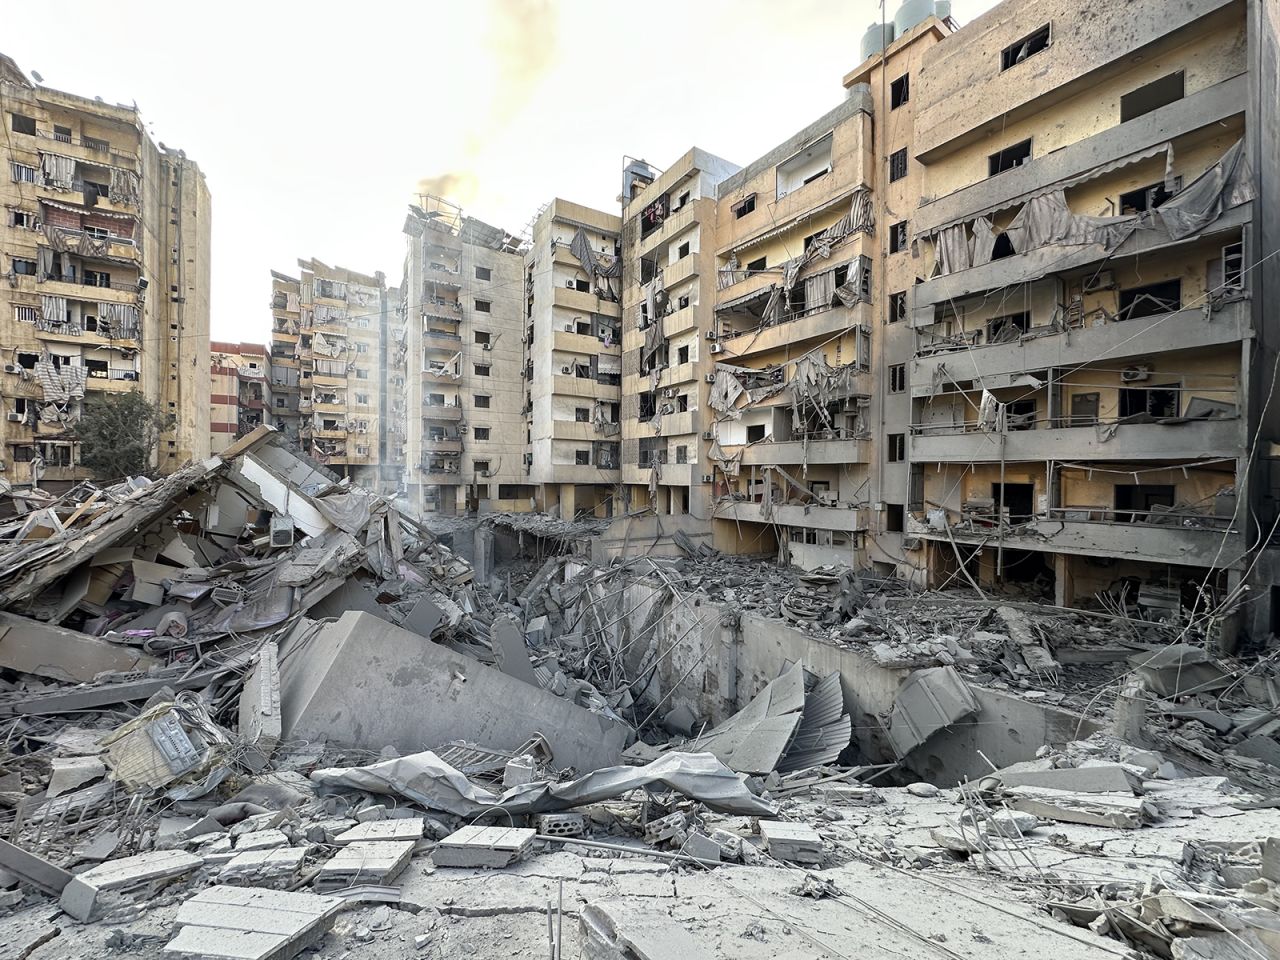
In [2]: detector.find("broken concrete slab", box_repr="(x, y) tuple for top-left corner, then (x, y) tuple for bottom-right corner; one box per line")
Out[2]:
(0, 838), (73, 895)
(1005, 787), (1154, 829)
(46, 756), (106, 798)
(490, 615), (538, 685)
(994, 764), (1141, 794)
(219, 848), (308, 886)
(278, 611), (628, 772)
(311, 840), (414, 891)
(61, 849), (203, 921)
(238, 641), (281, 772)
(332, 819), (423, 845)
(580, 899), (716, 960)
(235, 830), (290, 852)
(432, 826), (536, 868)
(163, 884), (344, 960)
(886, 665), (980, 756)
(0, 613), (159, 683)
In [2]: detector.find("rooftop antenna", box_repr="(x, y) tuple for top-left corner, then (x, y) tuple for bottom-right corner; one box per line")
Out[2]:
(30, 71), (43, 83)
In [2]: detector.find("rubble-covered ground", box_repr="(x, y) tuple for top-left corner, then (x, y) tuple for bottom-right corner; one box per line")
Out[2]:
(0, 426), (1274, 958)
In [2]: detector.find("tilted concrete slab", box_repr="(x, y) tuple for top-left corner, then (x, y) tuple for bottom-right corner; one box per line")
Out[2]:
(278, 611), (627, 771)
(61, 849), (202, 921)
(0, 613), (159, 683)
(164, 884), (344, 960)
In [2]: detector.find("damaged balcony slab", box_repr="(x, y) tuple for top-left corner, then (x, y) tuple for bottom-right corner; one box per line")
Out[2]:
(277, 611), (629, 772)
(0, 612), (160, 683)
(60, 849), (203, 922)
(311, 840), (414, 891)
(163, 885), (344, 960)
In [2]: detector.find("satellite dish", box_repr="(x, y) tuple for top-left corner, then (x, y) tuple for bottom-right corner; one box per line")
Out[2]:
(30, 71), (43, 83)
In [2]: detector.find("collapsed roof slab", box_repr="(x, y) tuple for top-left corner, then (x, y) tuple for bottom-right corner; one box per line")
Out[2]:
(278, 611), (628, 773)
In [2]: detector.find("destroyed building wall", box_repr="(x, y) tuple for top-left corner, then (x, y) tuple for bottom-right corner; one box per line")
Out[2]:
(898, 0), (1271, 625)
(267, 270), (303, 446)
(617, 148), (740, 539)
(209, 341), (270, 455)
(706, 91), (880, 569)
(523, 199), (623, 520)
(402, 199), (528, 517)
(0, 53), (211, 487)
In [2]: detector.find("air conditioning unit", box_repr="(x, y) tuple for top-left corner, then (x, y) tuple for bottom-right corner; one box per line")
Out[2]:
(701, 431), (714, 440)
(6, 412), (21, 422)
(458, 425), (468, 434)
(660, 403), (674, 415)
(701, 474), (713, 483)
(663, 388), (677, 398)
(269, 514), (295, 548)
(122, 372), (139, 381)
(709, 344), (723, 354)
(565, 324), (574, 332)
(1121, 364), (1152, 382)
(1083, 270), (1116, 293)
(482, 342), (492, 350)
(565, 281), (575, 288)
(480, 469), (493, 478)
(561, 365), (572, 374)
(2, 365), (16, 374)
(704, 330), (717, 341)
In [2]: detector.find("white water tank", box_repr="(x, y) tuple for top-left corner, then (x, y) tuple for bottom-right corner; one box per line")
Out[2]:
(895, 0), (950, 36)
(860, 21), (896, 61)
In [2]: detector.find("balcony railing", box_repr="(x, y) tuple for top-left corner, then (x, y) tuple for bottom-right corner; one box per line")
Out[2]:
(41, 273), (141, 294)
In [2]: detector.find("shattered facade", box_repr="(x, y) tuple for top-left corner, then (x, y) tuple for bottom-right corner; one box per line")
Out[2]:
(0, 52), (211, 488)
(402, 196), (529, 517)
(266, 259), (400, 494)
(522, 199), (624, 519)
(209, 341), (271, 455)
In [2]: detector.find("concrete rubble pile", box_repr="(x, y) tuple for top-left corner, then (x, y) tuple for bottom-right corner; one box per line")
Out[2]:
(0, 432), (1273, 956)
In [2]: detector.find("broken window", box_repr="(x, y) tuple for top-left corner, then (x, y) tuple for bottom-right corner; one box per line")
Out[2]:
(1114, 483), (1175, 522)
(746, 424), (766, 443)
(474, 395), (490, 408)
(676, 394), (688, 413)
(1119, 181), (1176, 214)
(574, 407), (589, 422)
(83, 270), (111, 288)
(1006, 398), (1037, 430)
(987, 312), (1030, 342)
(988, 139), (1032, 177)
(474, 266), (491, 281)
(677, 345), (690, 364)
(474, 364), (491, 376)
(1222, 241), (1245, 289)
(888, 433), (906, 462)
(1069, 392), (1100, 426)
(1120, 383), (1179, 419)
(16, 352), (37, 370)
(777, 132), (833, 198)
(10, 209), (32, 229)
(909, 464), (925, 512)
(473, 459), (490, 473)
(10, 114), (35, 135)
(574, 278), (590, 292)
(746, 256), (766, 273)
(991, 233), (1016, 260)
(1121, 71), (1184, 123)
(474, 427), (491, 440)
(575, 450), (590, 465)
(889, 148), (908, 182)
(474, 299), (491, 313)
(1001, 24), (1050, 70)
(639, 391), (656, 419)
(1118, 279), (1181, 320)
(11, 258), (36, 276)
(890, 73), (910, 109)
(889, 363), (906, 393)
(733, 195), (756, 219)
(889, 290), (907, 324)
(677, 241), (690, 259)
(474, 330), (490, 345)
(498, 484), (536, 499)
(889, 221), (908, 254)
(886, 503), (905, 532)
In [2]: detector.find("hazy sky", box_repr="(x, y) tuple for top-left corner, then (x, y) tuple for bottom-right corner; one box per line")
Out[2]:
(6, 0), (996, 342)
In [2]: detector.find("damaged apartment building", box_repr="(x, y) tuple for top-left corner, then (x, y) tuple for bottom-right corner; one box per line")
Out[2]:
(0, 53), (211, 488)
(265, 260), (400, 494)
(209, 342), (270, 455)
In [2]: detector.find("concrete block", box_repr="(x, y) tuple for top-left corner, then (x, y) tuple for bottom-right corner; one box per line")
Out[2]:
(219, 848), (308, 886)
(164, 884), (344, 960)
(312, 841), (414, 891)
(709, 829), (743, 861)
(47, 756), (106, 798)
(305, 819), (356, 845)
(535, 813), (585, 838)
(61, 849), (202, 921)
(682, 832), (721, 863)
(759, 820), (823, 865)
(353, 804), (387, 823)
(503, 755), (536, 788)
(996, 764), (1139, 794)
(432, 826), (535, 869)
(278, 611), (626, 772)
(235, 830), (290, 852)
(643, 812), (686, 845)
(525, 615), (550, 645)
(333, 819), (423, 845)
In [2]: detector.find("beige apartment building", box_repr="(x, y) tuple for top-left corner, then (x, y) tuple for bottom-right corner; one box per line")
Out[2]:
(610, 150), (738, 552)
(266, 259), (396, 491)
(522, 200), (623, 519)
(402, 197), (528, 517)
(894, 0), (1277, 632)
(209, 341), (270, 455)
(0, 53), (210, 488)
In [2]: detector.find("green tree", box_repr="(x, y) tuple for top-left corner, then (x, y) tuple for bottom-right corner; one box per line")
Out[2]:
(74, 391), (175, 481)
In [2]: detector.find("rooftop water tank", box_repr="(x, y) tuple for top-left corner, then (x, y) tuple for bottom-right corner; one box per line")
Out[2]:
(860, 21), (896, 61)
(894, 0), (937, 35)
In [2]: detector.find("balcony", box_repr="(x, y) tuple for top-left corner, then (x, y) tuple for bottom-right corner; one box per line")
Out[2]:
(312, 401), (345, 414)
(553, 285), (622, 317)
(721, 308), (872, 361)
(423, 438), (463, 455)
(912, 301), (1251, 395)
(919, 509), (1243, 570)
(715, 499), (866, 533)
(34, 273), (141, 298)
(424, 329), (463, 346)
(910, 416), (1243, 463)
(422, 367), (461, 385)
(544, 463), (619, 483)
(661, 255), (699, 290)
(33, 131), (140, 170)
(84, 371), (141, 393)
(633, 204), (698, 260)
(423, 403), (464, 421)
(554, 329), (620, 356)
(550, 420), (599, 442)
(737, 435), (871, 466)
(420, 467), (463, 485)
(314, 427), (346, 439)
(552, 375), (618, 400)
(714, 268), (775, 305)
